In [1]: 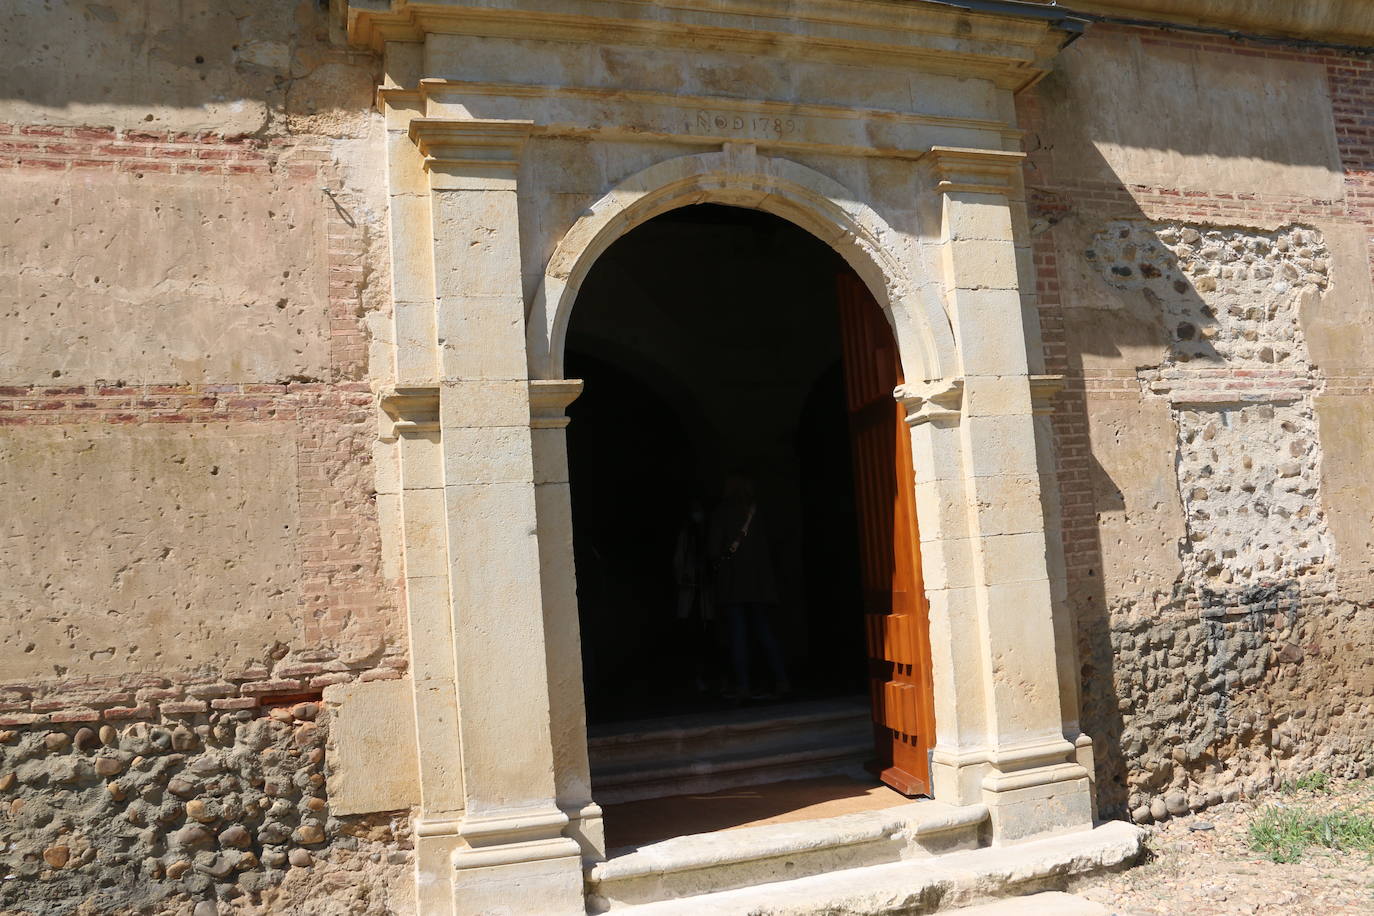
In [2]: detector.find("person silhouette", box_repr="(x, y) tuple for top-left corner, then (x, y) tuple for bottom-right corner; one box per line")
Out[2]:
(672, 496), (716, 693)
(709, 475), (791, 701)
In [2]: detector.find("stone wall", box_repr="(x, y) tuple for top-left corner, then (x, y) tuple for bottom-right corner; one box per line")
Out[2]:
(0, 703), (412, 915)
(1023, 24), (1374, 823)
(0, 1), (413, 910)
(3, 1), (1374, 910)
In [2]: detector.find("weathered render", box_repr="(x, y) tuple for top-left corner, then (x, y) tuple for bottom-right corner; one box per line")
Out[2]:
(0, 0), (1370, 913)
(1019, 18), (1374, 827)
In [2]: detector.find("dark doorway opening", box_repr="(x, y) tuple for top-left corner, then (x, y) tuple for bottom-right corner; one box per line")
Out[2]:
(566, 204), (869, 728)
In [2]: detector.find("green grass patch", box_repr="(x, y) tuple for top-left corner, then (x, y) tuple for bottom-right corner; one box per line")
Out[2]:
(1281, 772), (1333, 794)
(1248, 805), (1374, 863)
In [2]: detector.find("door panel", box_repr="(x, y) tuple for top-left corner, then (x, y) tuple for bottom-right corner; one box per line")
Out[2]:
(836, 272), (936, 797)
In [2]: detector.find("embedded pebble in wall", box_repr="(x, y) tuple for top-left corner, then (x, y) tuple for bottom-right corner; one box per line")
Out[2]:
(0, 705), (411, 913)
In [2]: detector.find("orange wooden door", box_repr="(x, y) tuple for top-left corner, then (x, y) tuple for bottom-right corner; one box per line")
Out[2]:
(835, 272), (936, 796)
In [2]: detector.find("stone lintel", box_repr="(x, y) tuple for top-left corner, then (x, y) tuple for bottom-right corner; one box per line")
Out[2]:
(898, 377), (965, 426)
(925, 146), (1027, 196)
(1066, 0), (1374, 47)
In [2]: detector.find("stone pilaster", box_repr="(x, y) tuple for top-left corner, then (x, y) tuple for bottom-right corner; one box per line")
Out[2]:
(529, 379), (604, 863)
(409, 117), (584, 915)
(915, 147), (1093, 843)
(379, 388), (467, 912)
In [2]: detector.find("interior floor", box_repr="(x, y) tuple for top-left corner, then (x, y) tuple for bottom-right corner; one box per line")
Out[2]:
(600, 773), (908, 851)
(566, 204), (871, 729)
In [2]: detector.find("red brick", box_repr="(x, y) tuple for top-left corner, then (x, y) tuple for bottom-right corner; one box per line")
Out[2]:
(103, 705), (155, 721)
(50, 708), (101, 723)
(239, 679), (304, 695)
(118, 161), (173, 174)
(210, 697), (260, 711)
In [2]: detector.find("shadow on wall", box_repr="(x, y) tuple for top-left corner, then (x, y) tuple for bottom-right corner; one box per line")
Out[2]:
(0, 0), (375, 135)
(1025, 63), (1345, 819)
(1036, 29), (1344, 193)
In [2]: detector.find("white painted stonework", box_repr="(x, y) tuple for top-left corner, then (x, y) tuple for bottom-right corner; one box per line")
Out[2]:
(347, 1), (1103, 912)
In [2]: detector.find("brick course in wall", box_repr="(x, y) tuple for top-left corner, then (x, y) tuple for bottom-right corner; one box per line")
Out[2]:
(0, 126), (401, 725)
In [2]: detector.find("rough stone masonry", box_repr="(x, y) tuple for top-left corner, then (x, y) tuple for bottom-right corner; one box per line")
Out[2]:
(0, 703), (411, 915)
(1068, 220), (1370, 824)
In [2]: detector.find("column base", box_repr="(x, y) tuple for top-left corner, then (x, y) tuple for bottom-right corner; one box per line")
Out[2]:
(933, 737), (1095, 846)
(564, 800), (606, 864)
(981, 738), (1093, 845)
(413, 810), (588, 915)
(415, 818), (465, 916)
(1072, 730), (1098, 821)
(451, 853), (585, 916)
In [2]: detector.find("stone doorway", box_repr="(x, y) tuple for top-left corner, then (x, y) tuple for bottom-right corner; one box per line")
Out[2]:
(567, 205), (867, 719)
(564, 204), (935, 825)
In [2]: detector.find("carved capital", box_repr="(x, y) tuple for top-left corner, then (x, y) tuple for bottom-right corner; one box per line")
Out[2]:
(1028, 374), (1065, 416)
(896, 377), (964, 427)
(407, 118), (534, 185)
(528, 379), (584, 430)
(924, 146), (1026, 196)
(380, 386), (440, 438)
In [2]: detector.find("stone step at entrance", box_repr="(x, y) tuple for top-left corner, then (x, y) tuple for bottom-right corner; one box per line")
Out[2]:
(588, 696), (874, 805)
(586, 799), (990, 912)
(590, 821), (1144, 915)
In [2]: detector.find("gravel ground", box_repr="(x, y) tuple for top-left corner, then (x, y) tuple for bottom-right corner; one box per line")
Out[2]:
(1070, 779), (1374, 915)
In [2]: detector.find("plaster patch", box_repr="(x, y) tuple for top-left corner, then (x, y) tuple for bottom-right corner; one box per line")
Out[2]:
(0, 424), (300, 679)
(0, 170), (329, 385)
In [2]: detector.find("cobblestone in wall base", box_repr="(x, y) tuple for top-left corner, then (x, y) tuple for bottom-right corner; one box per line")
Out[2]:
(0, 703), (412, 915)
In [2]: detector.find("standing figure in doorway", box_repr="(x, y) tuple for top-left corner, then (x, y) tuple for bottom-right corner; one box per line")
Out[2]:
(672, 497), (716, 694)
(710, 474), (791, 701)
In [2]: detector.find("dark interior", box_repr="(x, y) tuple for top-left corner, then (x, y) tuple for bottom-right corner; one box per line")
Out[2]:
(566, 204), (871, 725)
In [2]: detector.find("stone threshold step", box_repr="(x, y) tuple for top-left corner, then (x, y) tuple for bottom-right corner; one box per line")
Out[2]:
(591, 739), (873, 804)
(590, 697), (873, 804)
(590, 697), (871, 764)
(588, 800), (989, 910)
(597, 821), (1143, 915)
(951, 892), (1113, 915)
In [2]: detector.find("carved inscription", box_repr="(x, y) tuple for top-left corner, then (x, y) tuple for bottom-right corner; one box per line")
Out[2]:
(693, 110), (800, 137)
